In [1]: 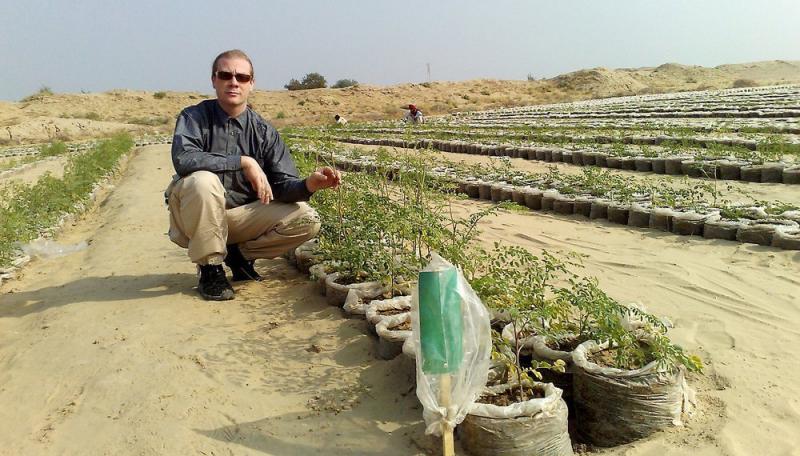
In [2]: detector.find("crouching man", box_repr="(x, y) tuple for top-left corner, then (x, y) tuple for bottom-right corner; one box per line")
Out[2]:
(166, 49), (340, 300)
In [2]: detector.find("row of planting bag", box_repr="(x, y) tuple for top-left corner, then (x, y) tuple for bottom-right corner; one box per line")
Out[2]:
(332, 136), (800, 184)
(0, 135), (171, 159)
(289, 239), (695, 454)
(458, 107), (800, 119)
(323, 151), (800, 251)
(341, 126), (762, 150)
(454, 180), (800, 250)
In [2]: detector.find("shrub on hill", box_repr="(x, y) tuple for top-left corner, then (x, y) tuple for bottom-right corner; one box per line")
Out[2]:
(332, 79), (359, 89)
(732, 79), (758, 88)
(285, 72), (328, 90)
(21, 86), (54, 102)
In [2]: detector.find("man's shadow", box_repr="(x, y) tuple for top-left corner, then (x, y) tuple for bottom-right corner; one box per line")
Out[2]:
(0, 273), (197, 318)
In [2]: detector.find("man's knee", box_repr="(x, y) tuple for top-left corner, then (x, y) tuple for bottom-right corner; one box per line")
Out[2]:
(181, 171), (224, 195)
(279, 205), (321, 240)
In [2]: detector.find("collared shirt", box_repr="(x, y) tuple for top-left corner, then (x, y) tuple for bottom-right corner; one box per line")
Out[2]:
(171, 99), (312, 208)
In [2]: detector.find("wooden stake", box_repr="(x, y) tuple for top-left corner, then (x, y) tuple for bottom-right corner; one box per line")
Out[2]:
(439, 374), (455, 456)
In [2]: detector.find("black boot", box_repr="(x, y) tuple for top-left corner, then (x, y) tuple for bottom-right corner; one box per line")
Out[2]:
(197, 264), (235, 300)
(224, 244), (263, 282)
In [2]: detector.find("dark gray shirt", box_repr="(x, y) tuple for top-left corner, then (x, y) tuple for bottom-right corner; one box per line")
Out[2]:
(171, 99), (312, 208)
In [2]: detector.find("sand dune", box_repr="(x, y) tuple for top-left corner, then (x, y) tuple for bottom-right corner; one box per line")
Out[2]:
(2, 60), (799, 145)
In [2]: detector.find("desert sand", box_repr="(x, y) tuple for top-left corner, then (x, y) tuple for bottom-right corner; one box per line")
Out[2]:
(0, 143), (798, 455)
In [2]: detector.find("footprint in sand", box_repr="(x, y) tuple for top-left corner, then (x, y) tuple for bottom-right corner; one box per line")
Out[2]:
(37, 386), (85, 442)
(674, 317), (736, 351)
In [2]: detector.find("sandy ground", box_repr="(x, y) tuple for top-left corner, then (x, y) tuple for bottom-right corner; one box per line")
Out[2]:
(0, 156), (68, 187)
(0, 145), (433, 456)
(1, 144), (799, 455)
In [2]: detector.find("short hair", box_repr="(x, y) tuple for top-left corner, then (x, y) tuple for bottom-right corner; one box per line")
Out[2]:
(212, 49), (254, 78)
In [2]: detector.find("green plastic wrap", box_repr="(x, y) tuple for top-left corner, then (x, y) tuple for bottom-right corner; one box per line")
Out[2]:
(413, 253), (492, 436)
(419, 267), (463, 374)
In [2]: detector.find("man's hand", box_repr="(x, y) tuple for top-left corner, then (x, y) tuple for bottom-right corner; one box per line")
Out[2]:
(241, 156), (273, 204)
(306, 167), (342, 193)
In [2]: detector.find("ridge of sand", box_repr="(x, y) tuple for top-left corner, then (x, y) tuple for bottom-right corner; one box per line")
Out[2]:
(2, 60), (799, 145)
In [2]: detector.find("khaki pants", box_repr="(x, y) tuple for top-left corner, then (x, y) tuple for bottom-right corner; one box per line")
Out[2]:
(166, 171), (321, 265)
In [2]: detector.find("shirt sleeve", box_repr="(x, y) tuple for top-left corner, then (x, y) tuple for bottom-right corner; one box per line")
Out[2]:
(171, 109), (241, 177)
(262, 127), (314, 203)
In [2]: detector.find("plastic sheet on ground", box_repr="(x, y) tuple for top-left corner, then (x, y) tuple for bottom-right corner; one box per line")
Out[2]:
(21, 239), (88, 259)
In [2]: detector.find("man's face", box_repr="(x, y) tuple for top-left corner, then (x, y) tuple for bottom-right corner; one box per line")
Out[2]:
(212, 57), (254, 114)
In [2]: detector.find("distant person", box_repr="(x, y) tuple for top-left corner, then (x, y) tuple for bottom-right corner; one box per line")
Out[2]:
(166, 49), (341, 301)
(403, 104), (424, 124)
(334, 114), (348, 125)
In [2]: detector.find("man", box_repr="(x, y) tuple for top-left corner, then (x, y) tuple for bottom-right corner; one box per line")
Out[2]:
(167, 49), (340, 301)
(403, 104), (424, 123)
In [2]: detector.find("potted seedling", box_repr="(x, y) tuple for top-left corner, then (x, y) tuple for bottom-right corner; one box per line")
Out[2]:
(569, 294), (702, 447)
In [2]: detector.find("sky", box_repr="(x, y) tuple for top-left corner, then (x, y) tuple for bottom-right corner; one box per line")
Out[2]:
(1, 0), (799, 101)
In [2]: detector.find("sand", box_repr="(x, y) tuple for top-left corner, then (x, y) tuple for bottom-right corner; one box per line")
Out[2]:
(1, 143), (798, 455)
(0, 156), (69, 187)
(2, 60), (799, 145)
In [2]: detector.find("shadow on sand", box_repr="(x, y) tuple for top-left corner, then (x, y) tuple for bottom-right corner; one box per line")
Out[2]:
(0, 273), (198, 318)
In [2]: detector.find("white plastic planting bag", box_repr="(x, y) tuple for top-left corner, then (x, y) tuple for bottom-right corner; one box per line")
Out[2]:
(412, 253), (492, 436)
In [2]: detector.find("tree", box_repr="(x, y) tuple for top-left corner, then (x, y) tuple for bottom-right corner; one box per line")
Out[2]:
(301, 72), (327, 89)
(332, 79), (359, 89)
(284, 78), (303, 91)
(285, 72), (328, 90)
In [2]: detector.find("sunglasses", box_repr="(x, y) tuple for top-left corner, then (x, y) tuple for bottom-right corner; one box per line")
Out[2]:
(214, 71), (253, 83)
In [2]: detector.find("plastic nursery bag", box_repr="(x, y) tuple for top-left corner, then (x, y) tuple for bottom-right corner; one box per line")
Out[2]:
(412, 253), (492, 436)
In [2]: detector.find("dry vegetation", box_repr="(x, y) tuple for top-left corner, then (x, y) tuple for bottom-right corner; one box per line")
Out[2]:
(1, 60), (799, 145)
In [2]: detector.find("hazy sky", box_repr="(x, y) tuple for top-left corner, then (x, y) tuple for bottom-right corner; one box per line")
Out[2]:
(1, 0), (799, 101)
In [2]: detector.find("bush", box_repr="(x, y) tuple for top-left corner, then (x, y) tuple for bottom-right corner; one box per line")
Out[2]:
(332, 79), (358, 89)
(275, 111), (286, 119)
(153, 91), (167, 99)
(39, 141), (67, 157)
(21, 86), (54, 102)
(732, 79), (758, 88)
(285, 72), (327, 91)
